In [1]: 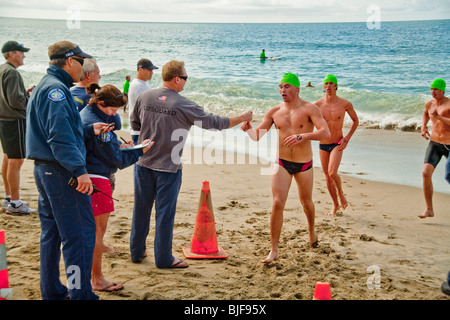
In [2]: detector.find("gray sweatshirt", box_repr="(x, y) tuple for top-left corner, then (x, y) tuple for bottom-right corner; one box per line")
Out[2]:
(131, 87), (230, 172)
(0, 62), (28, 120)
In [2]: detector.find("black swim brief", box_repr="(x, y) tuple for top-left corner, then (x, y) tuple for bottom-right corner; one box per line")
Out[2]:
(319, 143), (340, 153)
(277, 158), (313, 175)
(424, 140), (450, 168)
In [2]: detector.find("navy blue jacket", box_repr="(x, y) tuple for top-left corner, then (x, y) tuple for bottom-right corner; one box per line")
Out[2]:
(80, 104), (143, 178)
(26, 65), (93, 177)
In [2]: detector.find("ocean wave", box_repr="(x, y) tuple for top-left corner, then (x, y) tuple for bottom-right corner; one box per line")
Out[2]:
(19, 67), (429, 132)
(356, 112), (422, 132)
(21, 62), (48, 74)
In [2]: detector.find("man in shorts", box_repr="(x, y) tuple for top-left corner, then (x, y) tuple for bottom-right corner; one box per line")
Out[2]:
(315, 74), (359, 215)
(419, 78), (450, 219)
(0, 40), (35, 215)
(241, 73), (330, 263)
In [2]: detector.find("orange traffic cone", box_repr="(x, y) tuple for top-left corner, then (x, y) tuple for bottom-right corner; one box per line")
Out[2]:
(183, 181), (227, 259)
(313, 282), (331, 300)
(0, 230), (12, 300)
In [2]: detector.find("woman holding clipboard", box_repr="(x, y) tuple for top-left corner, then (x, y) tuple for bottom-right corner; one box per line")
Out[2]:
(80, 83), (153, 292)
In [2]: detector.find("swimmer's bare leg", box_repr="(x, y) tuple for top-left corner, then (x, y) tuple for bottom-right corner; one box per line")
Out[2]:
(293, 168), (318, 248)
(262, 164), (291, 264)
(419, 164), (435, 219)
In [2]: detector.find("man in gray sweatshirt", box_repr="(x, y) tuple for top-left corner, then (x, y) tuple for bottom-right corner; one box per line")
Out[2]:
(130, 60), (252, 268)
(0, 40), (35, 215)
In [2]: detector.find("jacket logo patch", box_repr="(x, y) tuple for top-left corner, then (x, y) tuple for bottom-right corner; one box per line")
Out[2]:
(48, 89), (66, 102)
(99, 132), (112, 143)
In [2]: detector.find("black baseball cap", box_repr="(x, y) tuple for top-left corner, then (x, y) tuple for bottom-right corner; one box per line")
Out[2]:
(2, 41), (30, 53)
(49, 45), (93, 60)
(138, 60), (158, 71)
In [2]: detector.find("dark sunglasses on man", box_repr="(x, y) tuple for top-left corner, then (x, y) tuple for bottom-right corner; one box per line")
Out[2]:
(71, 56), (84, 66)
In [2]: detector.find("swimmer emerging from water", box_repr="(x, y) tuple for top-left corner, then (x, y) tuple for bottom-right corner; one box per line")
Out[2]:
(419, 78), (450, 219)
(315, 74), (359, 215)
(241, 73), (330, 263)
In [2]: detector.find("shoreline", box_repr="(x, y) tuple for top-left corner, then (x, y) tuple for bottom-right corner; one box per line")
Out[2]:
(118, 108), (449, 194)
(0, 129), (449, 300)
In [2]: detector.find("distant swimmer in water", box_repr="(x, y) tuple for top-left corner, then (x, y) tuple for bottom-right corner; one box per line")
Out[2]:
(260, 49), (267, 60)
(306, 81), (314, 87)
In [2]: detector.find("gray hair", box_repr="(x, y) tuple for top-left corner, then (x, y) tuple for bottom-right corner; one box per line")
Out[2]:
(80, 58), (97, 81)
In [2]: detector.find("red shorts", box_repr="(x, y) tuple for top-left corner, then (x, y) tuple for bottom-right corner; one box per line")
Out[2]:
(90, 177), (114, 216)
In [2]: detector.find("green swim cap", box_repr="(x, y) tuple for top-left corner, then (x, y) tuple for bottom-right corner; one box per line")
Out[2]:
(431, 78), (446, 91)
(324, 74), (338, 85)
(280, 73), (300, 88)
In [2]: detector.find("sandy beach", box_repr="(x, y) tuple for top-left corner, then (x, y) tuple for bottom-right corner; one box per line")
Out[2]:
(1, 126), (449, 301)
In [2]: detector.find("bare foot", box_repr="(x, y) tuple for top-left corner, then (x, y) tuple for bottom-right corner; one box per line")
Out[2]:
(309, 230), (319, 248)
(102, 244), (116, 253)
(92, 279), (123, 292)
(418, 209), (434, 219)
(328, 204), (340, 216)
(341, 197), (348, 210)
(261, 250), (279, 264)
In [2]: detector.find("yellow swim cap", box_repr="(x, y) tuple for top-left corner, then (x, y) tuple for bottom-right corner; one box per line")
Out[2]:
(280, 73), (300, 88)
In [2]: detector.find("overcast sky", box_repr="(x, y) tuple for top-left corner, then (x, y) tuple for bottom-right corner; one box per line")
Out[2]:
(0, 0), (449, 23)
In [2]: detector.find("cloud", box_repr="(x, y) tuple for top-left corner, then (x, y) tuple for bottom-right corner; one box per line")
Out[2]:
(0, 0), (449, 22)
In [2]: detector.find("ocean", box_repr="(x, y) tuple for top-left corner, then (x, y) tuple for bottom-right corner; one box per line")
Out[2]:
(0, 17), (449, 193)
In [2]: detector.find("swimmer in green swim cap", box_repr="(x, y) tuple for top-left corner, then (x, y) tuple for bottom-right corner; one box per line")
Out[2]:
(314, 73), (359, 215)
(279, 72), (300, 87)
(420, 78), (450, 219)
(323, 74), (338, 86)
(431, 78), (446, 92)
(278, 73), (301, 103)
(241, 72), (330, 262)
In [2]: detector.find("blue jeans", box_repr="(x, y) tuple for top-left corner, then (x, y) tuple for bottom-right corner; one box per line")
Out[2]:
(130, 165), (182, 268)
(131, 134), (139, 145)
(34, 163), (98, 300)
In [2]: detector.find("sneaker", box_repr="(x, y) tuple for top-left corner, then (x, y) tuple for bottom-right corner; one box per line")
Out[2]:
(442, 281), (450, 296)
(5, 202), (36, 216)
(1, 199), (10, 211)
(442, 271), (450, 296)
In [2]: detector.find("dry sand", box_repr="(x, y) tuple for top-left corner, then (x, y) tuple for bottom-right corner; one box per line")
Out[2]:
(1, 130), (449, 301)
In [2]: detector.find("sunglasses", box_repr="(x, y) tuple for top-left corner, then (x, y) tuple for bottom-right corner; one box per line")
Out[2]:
(72, 56), (84, 66)
(178, 75), (188, 81)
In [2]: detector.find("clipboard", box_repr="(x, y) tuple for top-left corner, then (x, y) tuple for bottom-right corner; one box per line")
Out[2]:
(121, 140), (152, 151)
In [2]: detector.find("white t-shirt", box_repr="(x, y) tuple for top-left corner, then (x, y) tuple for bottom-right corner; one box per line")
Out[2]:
(128, 78), (150, 136)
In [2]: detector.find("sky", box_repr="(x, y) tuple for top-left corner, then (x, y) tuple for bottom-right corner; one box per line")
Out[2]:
(0, 0), (449, 23)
